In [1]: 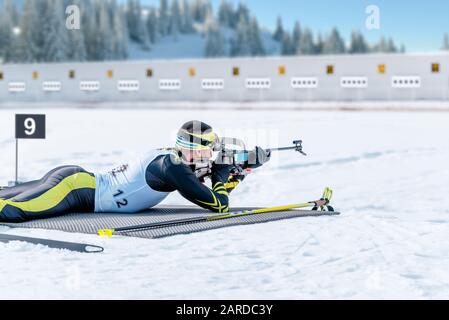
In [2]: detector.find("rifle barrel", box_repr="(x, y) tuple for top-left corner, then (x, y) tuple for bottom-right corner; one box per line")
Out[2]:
(267, 146), (298, 152)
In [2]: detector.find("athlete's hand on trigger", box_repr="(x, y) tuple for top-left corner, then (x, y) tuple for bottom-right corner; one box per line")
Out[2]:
(211, 162), (235, 181)
(229, 166), (251, 178)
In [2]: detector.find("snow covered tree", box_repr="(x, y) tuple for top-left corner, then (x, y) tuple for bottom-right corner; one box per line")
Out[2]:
(191, 0), (212, 23)
(373, 37), (389, 53)
(323, 28), (346, 54)
(180, 0), (194, 34)
(297, 28), (315, 55)
(157, 0), (169, 36)
(281, 33), (293, 55)
(81, 0), (98, 60)
(67, 28), (87, 62)
(42, 0), (69, 62)
(230, 16), (250, 57)
(205, 24), (225, 57)
(96, 1), (112, 60)
(314, 33), (324, 55)
(273, 16), (284, 42)
(218, 0), (234, 29)
(443, 34), (449, 50)
(235, 2), (250, 25)
(291, 21), (301, 53)
(127, 0), (138, 41)
(146, 7), (158, 43)
(248, 18), (265, 56)
(169, 0), (182, 37)
(113, 7), (129, 59)
(127, 0), (147, 44)
(387, 38), (397, 53)
(0, 0), (15, 61)
(348, 31), (368, 54)
(18, 0), (47, 62)
(3, 0), (19, 25)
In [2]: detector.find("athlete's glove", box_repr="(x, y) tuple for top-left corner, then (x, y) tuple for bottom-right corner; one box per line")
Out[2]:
(244, 146), (271, 169)
(211, 163), (235, 183)
(224, 166), (249, 193)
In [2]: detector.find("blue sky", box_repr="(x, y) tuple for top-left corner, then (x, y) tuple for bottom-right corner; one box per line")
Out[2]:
(139, 0), (449, 52)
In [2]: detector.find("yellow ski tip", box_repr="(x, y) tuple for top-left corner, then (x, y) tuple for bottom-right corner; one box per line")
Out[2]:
(322, 187), (333, 202)
(98, 229), (115, 237)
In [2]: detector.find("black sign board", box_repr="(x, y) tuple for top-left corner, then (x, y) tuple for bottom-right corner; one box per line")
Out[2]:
(15, 114), (46, 139)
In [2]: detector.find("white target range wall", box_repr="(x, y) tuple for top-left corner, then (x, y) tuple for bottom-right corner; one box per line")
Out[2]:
(0, 53), (448, 103)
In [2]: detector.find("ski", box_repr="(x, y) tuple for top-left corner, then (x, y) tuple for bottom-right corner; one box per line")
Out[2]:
(0, 234), (104, 253)
(98, 188), (336, 237)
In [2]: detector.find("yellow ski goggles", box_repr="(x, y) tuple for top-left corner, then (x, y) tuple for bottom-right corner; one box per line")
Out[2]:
(176, 130), (220, 151)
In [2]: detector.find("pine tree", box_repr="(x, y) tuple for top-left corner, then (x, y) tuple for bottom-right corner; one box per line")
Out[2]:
(298, 28), (315, 55)
(374, 37), (388, 52)
(323, 27), (346, 54)
(273, 16), (284, 42)
(0, 0), (15, 61)
(68, 28), (87, 62)
(19, 0), (46, 62)
(292, 21), (301, 53)
(218, 0), (234, 29)
(443, 34), (449, 50)
(43, 0), (69, 62)
(230, 15), (250, 57)
(82, 0), (98, 60)
(281, 33), (293, 56)
(126, 0), (138, 41)
(96, 0), (114, 60)
(108, 0), (128, 59)
(127, 0), (146, 44)
(349, 31), (368, 54)
(3, 0), (19, 25)
(235, 2), (250, 25)
(146, 7), (158, 43)
(114, 7), (129, 59)
(180, 0), (194, 33)
(205, 24), (225, 57)
(191, 0), (211, 23)
(314, 33), (324, 55)
(158, 0), (169, 36)
(170, 0), (182, 37)
(139, 17), (150, 50)
(248, 18), (265, 56)
(387, 38), (397, 53)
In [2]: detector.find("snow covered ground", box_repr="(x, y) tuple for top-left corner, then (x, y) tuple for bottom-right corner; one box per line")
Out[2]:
(0, 106), (448, 299)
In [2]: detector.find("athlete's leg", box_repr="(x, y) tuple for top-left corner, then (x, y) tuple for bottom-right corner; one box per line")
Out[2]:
(0, 166), (96, 222)
(0, 166), (75, 200)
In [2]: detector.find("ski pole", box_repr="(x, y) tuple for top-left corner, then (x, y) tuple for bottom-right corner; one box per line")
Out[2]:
(98, 191), (334, 237)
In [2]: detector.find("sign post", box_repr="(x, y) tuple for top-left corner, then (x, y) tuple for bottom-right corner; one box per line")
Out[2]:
(14, 114), (46, 186)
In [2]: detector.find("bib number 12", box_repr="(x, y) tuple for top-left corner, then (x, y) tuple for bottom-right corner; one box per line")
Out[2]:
(113, 190), (128, 208)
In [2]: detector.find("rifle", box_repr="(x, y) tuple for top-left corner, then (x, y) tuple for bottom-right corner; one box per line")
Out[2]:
(194, 139), (307, 180)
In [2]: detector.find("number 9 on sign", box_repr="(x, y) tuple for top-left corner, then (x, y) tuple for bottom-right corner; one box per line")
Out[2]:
(15, 114), (46, 139)
(24, 118), (36, 136)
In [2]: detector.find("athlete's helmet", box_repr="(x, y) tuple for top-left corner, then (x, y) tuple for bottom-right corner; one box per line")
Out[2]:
(176, 120), (220, 151)
(176, 120), (219, 150)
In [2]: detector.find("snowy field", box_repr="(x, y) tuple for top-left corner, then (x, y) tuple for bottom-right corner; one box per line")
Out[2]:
(0, 106), (448, 299)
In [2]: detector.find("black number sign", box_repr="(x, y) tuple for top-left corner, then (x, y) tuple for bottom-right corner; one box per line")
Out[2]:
(15, 114), (46, 139)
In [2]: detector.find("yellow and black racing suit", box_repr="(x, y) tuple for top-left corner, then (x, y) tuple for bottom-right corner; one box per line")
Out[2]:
(0, 154), (244, 222)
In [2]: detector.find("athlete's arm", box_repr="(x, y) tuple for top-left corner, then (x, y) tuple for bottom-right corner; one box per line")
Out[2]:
(148, 155), (233, 213)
